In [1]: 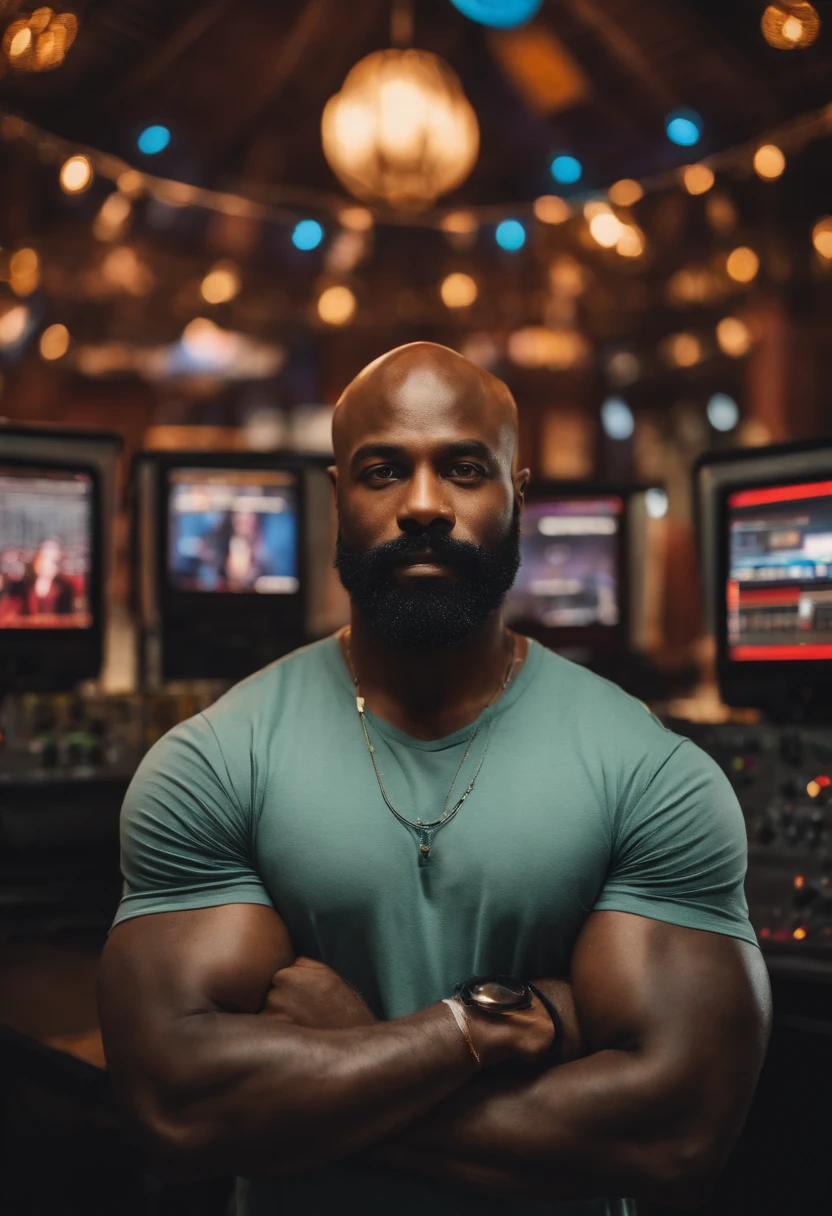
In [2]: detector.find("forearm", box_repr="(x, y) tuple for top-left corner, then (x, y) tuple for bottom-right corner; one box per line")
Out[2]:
(140, 1002), (481, 1180)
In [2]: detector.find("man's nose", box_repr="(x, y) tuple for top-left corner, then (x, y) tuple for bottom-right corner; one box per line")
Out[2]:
(397, 465), (455, 533)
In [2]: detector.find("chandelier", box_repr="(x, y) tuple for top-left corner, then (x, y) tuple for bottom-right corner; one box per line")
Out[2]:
(321, 48), (480, 211)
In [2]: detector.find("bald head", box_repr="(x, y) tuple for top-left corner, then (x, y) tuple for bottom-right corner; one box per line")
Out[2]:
(332, 342), (519, 472)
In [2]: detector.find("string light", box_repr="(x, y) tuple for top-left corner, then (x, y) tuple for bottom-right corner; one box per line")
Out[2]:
(726, 246), (760, 283)
(137, 125), (171, 155)
(608, 179), (643, 207)
(550, 154), (582, 185)
(665, 109), (702, 147)
(586, 204), (622, 248)
(292, 219), (324, 250)
(707, 193), (737, 233)
(616, 225), (645, 258)
(39, 323), (70, 360)
(761, 4), (820, 50)
(317, 285), (357, 326)
(811, 217), (832, 258)
(440, 273), (477, 308)
(716, 316), (752, 357)
(59, 154), (93, 194)
(533, 195), (570, 224)
(682, 164), (715, 195)
(9, 247), (40, 296)
(754, 144), (786, 180)
(200, 261), (241, 305)
(495, 219), (526, 251)
(707, 393), (740, 431)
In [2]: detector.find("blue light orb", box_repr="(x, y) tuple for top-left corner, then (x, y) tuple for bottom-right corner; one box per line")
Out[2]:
(665, 109), (703, 148)
(448, 0), (542, 28)
(292, 219), (324, 251)
(137, 125), (171, 155)
(550, 154), (582, 185)
(707, 392), (739, 432)
(495, 219), (526, 251)
(601, 396), (635, 441)
(645, 488), (669, 519)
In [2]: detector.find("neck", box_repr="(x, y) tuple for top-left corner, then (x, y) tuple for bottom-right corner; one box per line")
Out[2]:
(343, 608), (519, 740)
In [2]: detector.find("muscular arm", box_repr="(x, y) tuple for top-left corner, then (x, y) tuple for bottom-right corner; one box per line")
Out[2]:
(357, 913), (772, 1209)
(98, 904), (551, 1183)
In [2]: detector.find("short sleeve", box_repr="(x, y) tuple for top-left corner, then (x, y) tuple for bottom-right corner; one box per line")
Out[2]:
(594, 739), (758, 945)
(112, 713), (273, 928)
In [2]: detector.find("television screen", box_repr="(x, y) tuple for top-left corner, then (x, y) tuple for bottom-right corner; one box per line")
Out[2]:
(0, 466), (94, 630)
(727, 479), (832, 661)
(507, 497), (623, 629)
(167, 468), (300, 595)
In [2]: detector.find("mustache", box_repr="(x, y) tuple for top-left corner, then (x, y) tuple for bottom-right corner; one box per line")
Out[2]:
(340, 529), (492, 574)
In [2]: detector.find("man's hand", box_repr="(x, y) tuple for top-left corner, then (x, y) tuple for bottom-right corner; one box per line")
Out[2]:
(529, 976), (584, 1064)
(263, 956), (378, 1029)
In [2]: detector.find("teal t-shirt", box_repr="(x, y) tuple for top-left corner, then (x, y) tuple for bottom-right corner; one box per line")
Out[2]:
(114, 636), (756, 1216)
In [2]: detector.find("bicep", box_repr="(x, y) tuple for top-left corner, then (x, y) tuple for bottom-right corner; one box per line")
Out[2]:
(571, 911), (771, 1137)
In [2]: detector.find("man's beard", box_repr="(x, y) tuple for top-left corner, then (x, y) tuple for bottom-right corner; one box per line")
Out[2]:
(334, 504), (521, 648)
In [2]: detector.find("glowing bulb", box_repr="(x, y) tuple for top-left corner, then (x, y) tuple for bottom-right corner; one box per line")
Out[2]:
(338, 206), (374, 231)
(645, 488), (669, 519)
(59, 154), (92, 194)
(440, 272), (477, 308)
(137, 125), (170, 155)
(726, 247), (759, 283)
(761, 4), (820, 50)
(716, 316), (752, 357)
(533, 195), (570, 224)
(9, 26), (32, 58)
(495, 219), (526, 251)
(601, 396), (634, 440)
(783, 15), (803, 41)
(292, 219), (324, 250)
(550, 154), (582, 185)
(754, 144), (786, 180)
(0, 305), (29, 347)
(707, 393), (740, 432)
(608, 179), (643, 207)
(616, 225), (644, 258)
(682, 164), (715, 195)
(200, 262), (241, 305)
(589, 211), (623, 248)
(812, 217), (832, 258)
(665, 109), (702, 147)
(317, 285), (357, 325)
(39, 323), (70, 360)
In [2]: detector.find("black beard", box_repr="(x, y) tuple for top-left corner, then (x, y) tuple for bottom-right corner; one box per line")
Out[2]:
(334, 505), (521, 649)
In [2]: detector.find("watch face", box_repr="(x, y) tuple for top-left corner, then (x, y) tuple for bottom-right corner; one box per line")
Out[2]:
(471, 977), (528, 1009)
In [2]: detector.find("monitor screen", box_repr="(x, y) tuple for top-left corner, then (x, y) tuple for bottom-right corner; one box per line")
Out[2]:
(0, 465), (94, 630)
(507, 497), (623, 629)
(726, 479), (832, 662)
(167, 468), (300, 595)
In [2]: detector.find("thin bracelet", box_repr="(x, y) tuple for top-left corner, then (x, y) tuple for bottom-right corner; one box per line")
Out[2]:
(442, 997), (482, 1070)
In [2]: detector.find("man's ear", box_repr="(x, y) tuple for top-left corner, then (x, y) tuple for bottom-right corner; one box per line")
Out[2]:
(515, 467), (531, 507)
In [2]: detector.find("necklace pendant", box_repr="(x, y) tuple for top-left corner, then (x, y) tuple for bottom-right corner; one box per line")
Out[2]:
(417, 827), (435, 865)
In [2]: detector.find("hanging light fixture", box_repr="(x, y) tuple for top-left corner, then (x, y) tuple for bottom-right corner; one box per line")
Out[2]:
(321, 48), (479, 210)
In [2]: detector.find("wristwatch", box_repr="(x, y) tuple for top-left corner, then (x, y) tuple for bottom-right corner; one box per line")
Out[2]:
(454, 974), (533, 1014)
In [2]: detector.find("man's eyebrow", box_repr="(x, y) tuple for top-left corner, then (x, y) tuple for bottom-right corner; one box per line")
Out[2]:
(350, 439), (499, 472)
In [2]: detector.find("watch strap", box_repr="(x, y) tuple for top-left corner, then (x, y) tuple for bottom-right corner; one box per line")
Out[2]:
(527, 981), (564, 1067)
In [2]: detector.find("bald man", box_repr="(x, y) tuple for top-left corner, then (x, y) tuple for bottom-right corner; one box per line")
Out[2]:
(100, 343), (770, 1216)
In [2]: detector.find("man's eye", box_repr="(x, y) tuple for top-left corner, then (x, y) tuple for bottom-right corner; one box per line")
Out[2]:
(365, 465), (399, 482)
(450, 463), (484, 479)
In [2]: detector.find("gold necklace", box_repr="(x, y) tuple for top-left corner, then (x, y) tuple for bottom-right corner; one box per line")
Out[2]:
(344, 630), (519, 865)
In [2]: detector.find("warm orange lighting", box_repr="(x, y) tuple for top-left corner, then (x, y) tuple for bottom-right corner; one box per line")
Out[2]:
(0, 305), (29, 347)
(440, 210), (478, 235)
(9, 247), (40, 296)
(661, 332), (703, 368)
(793, 926), (808, 941)
(317, 285), (357, 326)
(726, 246), (760, 283)
(608, 178), (643, 207)
(338, 206), (374, 231)
(753, 144), (786, 180)
(807, 780), (821, 798)
(3, 9), (77, 73)
(716, 316), (752, 357)
(440, 272), (477, 308)
(812, 217), (832, 259)
(59, 154), (92, 194)
(586, 205), (622, 248)
(39, 323), (70, 360)
(533, 195), (570, 225)
(101, 245), (154, 296)
(93, 191), (132, 241)
(117, 170), (145, 199)
(7, 24), (32, 60)
(761, 4), (820, 50)
(682, 164), (715, 196)
(616, 224), (644, 258)
(507, 326), (588, 370)
(794, 875), (805, 889)
(200, 262), (241, 305)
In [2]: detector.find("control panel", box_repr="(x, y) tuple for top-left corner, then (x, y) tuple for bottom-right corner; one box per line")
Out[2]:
(666, 719), (832, 974)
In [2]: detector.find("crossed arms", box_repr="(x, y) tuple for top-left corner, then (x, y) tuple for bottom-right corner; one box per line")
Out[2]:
(98, 899), (770, 1208)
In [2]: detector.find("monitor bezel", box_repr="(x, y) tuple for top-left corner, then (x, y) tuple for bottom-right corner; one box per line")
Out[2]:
(0, 454), (104, 683)
(509, 480), (631, 651)
(715, 468), (832, 704)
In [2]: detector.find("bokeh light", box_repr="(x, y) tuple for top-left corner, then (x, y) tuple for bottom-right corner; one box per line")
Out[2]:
(811, 217), (832, 258)
(753, 144), (786, 180)
(338, 206), (374, 231)
(59, 154), (93, 194)
(726, 246), (760, 283)
(9, 247), (40, 296)
(716, 316), (752, 357)
(601, 396), (635, 440)
(39, 323), (70, 360)
(661, 332), (703, 368)
(137, 125), (171, 155)
(3, 10), (78, 73)
(292, 219), (324, 250)
(761, 4), (820, 49)
(707, 392), (740, 431)
(682, 164), (715, 195)
(441, 210), (479, 235)
(317, 285), (357, 325)
(588, 209), (623, 248)
(448, 0), (543, 28)
(608, 178), (643, 207)
(533, 195), (570, 224)
(665, 109), (703, 147)
(645, 488), (669, 519)
(616, 225), (645, 258)
(550, 154), (582, 185)
(495, 219), (526, 251)
(0, 304), (30, 347)
(200, 262), (241, 305)
(440, 272), (478, 308)
(93, 191), (132, 242)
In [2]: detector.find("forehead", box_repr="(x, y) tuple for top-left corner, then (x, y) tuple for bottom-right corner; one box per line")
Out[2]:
(341, 363), (514, 455)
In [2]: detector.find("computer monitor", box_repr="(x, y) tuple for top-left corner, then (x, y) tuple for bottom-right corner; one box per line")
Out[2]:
(0, 457), (102, 689)
(506, 484), (628, 661)
(697, 440), (832, 717)
(134, 452), (313, 683)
